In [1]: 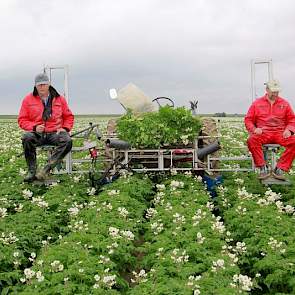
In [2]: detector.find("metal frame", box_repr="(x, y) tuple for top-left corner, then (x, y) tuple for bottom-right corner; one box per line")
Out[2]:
(263, 144), (280, 170)
(107, 146), (256, 173)
(44, 65), (69, 103)
(251, 58), (273, 101)
(41, 145), (257, 175)
(207, 155), (255, 172)
(48, 129), (256, 175)
(41, 61), (273, 175)
(42, 65), (71, 172)
(114, 149), (196, 172)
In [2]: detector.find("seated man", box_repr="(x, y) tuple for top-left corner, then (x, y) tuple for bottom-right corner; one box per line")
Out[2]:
(18, 73), (74, 182)
(245, 79), (295, 180)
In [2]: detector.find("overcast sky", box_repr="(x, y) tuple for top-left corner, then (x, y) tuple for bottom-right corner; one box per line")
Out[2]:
(0, 0), (295, 115)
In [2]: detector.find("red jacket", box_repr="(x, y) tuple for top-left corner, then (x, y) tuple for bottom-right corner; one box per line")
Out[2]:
(18, 92), (74, 132)
(244, 94), (295, 134)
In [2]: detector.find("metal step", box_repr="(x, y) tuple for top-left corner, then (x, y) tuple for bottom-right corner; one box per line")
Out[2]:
(261, 176), (291, 186)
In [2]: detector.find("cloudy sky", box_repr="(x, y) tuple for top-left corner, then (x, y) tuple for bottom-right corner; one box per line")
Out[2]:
(0, 0), (295, 115)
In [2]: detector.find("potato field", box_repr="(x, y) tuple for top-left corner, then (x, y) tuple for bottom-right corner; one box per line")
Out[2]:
(0, 116), (295, 294)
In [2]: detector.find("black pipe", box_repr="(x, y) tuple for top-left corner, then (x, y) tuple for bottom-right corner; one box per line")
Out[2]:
(197, 141), (220, 159)
(106, 139), (130, 150)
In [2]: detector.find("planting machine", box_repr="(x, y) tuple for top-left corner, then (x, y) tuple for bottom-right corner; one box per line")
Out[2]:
(83, 87), (222, 191)
(42, 61), (289, 187)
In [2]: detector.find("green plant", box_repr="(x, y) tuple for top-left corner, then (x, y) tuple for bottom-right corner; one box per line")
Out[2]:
(116, 106), (202, 148)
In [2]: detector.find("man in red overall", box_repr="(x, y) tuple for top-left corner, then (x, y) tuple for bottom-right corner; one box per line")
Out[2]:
(18, 73), (74, 182)
(245, 80), (295, 180)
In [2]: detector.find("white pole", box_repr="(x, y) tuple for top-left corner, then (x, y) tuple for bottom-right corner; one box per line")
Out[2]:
(43, 65), (69, 103)
(250, 58), (273, 102)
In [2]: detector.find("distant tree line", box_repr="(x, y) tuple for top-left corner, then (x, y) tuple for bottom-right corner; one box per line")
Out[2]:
(214, 112), (227, 117)
(213, 112), (243, 117)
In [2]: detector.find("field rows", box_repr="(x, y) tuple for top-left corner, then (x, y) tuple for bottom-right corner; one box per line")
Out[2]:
(1, 117), (295, 294)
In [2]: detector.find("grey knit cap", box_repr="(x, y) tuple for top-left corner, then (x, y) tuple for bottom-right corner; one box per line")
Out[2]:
(35, 73), (50, 86)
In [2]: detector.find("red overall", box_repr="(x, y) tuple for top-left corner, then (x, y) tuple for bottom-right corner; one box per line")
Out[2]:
(245, 94), (295, 171)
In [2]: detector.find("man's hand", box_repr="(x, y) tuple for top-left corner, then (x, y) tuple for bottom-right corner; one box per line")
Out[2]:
(35, 124), (45, 133)
(283, 129), (291, 138)
(254, 128), (263, 135)
(57, 128), (67, 134)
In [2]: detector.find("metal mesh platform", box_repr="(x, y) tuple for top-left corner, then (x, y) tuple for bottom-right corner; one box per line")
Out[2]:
(261, 175), (291, 186)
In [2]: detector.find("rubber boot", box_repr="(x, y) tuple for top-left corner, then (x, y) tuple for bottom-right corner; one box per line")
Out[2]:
(35, 164), (51, 181)
(24, 162), (37, 183)
(272, 167), (286, 181)
(35, 159), (58, 181)
(258, 165), (271, 180)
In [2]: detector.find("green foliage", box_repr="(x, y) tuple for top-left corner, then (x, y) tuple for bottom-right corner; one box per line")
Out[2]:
(218, 173), (295, 294)
(116, 106), (202, 148)
(3, 117), (295, 294)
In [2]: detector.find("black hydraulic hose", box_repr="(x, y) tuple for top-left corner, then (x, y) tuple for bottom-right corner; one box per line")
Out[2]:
(197, 141), (220, 159)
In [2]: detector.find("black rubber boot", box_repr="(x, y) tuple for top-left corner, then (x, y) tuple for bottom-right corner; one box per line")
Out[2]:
(35, 161), (56, 181)
(24, 171), (36, 182)
(22, 132), (38, 183)
(24, 162), (37, 183)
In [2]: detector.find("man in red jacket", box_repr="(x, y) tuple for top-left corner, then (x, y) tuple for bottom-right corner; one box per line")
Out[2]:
(245, 79), (295, 180)
(18, 73), (74, 182)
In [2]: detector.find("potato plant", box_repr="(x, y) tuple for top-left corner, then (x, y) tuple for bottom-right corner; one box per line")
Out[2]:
(0, 116), (295, 294)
